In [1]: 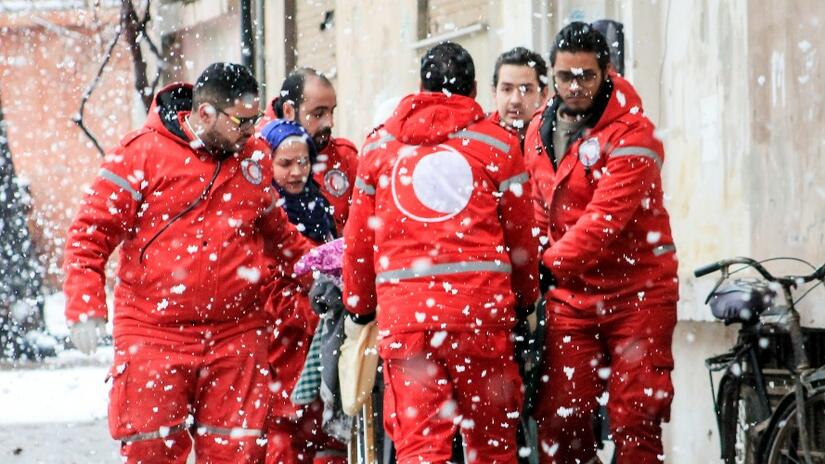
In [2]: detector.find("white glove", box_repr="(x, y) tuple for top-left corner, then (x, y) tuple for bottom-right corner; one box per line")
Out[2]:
(69, 318), (106, 355)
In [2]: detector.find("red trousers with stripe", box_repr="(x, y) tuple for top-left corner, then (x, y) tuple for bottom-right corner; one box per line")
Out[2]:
(107, 327), (269, 463)
(379, 331), (523, 464)
(533, 298), (677, 464)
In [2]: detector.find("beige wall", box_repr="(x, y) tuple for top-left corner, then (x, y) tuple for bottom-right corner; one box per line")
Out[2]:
(156, 0), (242, 83)
(747, 0), (825, 326)
(333, 0), (517, 145)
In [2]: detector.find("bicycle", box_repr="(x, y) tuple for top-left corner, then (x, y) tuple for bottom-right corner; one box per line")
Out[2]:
(695, 256), (825, 463)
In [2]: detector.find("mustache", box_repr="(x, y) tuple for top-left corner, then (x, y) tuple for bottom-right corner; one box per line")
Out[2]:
(314, 127), (332, 139)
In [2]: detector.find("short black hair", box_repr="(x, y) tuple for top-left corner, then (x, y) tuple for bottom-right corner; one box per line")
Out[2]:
(192, 62), (259, 110)
(420, 42), (475, 96)
(273, 67), (333, 118)
(493, 47), (548, 90)
(550, 22), (610, 70)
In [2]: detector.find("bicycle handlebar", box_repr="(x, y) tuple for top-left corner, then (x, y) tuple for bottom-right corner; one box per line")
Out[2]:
(693, 256), (825, 285)
(693, 262), (723, 278)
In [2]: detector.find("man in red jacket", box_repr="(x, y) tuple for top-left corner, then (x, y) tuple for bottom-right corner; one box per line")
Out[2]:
(524, 23), (679, 463)
(342, 42), (540, 464)
(489, 46), (549, 143)
(260, 68), (358, 234)
(63, 63), (310, 464)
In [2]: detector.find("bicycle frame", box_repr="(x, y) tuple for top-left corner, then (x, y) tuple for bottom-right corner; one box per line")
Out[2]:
(697, 257), (825, 464)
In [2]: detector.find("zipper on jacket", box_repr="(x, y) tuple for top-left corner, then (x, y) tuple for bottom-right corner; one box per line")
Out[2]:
(138, 160), (223, 263)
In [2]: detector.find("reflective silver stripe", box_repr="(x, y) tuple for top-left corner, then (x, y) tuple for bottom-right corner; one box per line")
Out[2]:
(448, 130), (510, 154)
(263, 193), (279, 214)
(362, 133), (395, 154)
(653, 244), (676, 256)
(499, 172), (529, 193)
(121, 423), (188, 443)
(376, 260), (512, 283)
(609, 146), (663, 170)
(99, 168), (142, 201)
(355, 176), (376, 195)
(195, 424), (263, 438)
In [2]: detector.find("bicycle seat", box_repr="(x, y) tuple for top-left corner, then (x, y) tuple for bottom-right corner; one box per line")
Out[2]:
(709, 279), (776, 324)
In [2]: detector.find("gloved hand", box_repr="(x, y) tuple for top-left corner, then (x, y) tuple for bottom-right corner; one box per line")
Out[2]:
(308, 274), (344, 315)
(69, 318), (106, 355)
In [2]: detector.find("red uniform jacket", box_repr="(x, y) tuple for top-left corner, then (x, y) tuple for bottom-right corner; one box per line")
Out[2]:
(63, 83), (311, 339)
(343, 92), (539, 334)
(523, 72), (678, 310)
(261, 103), (359, 234)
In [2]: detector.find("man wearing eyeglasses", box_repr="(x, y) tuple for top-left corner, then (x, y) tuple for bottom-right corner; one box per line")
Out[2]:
(523, 22), (679, 463)
(63, 62), (311, 463)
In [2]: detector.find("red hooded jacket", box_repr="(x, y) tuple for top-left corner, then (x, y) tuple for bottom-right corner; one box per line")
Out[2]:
(523, 72), (678, 309)
(343, 92), (539, 334)
(261, 102), (359, 234)
(63, 83), (311, 339)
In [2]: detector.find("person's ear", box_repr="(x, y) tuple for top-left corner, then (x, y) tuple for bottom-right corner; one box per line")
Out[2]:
(198, 103), (218, 126)
(283, 101), (297, 122)
(540, 85), (550, 102)
(469, 80), (477, 99)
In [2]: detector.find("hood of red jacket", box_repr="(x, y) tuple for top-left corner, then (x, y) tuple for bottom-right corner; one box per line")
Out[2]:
(383, 92), (485, 145)
(144, 82), (194, 146)
(592, 71), (645, 131)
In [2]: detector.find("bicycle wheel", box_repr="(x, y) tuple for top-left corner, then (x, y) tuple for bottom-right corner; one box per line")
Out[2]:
(718, 375), (769, 464)
(763, 390), (825, 463)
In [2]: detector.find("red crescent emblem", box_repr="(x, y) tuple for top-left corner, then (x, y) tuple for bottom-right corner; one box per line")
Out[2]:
(391, 144), (474, 223)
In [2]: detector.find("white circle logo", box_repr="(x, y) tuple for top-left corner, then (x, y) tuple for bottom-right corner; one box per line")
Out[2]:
(392, 145), (474, 222)
(241, 159), (263, 185)
(323, 169), (350, 197)
(578, 137), (601, 167)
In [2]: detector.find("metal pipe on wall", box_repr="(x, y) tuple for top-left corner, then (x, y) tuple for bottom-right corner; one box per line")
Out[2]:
(240, 0), (254, 73)
(254, 0), (266, 98)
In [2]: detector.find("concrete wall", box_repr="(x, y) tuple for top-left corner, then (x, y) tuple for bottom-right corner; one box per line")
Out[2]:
(746, 0), (825, 327)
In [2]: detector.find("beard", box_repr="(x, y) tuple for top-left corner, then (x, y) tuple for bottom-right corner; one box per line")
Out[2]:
(201, 131), (247, 160)
(312, 127), (332, 150)
(559, 77), (610, 118)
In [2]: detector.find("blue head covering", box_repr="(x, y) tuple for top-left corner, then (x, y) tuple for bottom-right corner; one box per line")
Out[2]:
(261, 119), (335, 243)
(261, 119), (319, 164)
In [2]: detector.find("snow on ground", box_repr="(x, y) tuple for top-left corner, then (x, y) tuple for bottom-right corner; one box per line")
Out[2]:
(0, 364), (110, 424)
(0, 419), (119, 463)
(0, 345), (120, 463)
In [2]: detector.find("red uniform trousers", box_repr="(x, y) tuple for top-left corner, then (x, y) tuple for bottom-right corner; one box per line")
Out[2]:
(264, 400), (347, 464)
(108, 326), (269, 463)
(533, 297), (676, 464)
(380, 331), (523, 464)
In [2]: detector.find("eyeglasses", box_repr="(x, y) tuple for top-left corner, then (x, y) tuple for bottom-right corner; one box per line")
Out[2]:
(217, 108), (264, 130)
(553, 70), (600, 86)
